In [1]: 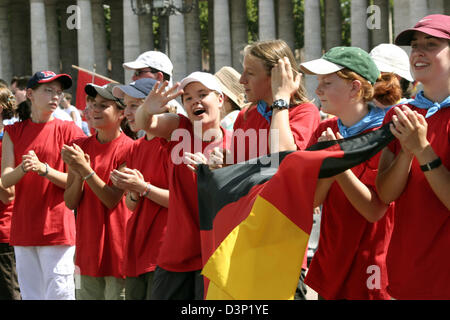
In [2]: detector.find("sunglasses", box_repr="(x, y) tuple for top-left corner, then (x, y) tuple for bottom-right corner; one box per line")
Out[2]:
(134, 67), (159, 77)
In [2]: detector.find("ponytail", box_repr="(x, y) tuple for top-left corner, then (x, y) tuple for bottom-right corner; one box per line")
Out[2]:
(373, 72), (403, 106)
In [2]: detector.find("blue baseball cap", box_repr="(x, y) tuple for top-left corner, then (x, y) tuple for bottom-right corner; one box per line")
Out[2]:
(27, 71), (72, 89)
(112, 78), (157, 100)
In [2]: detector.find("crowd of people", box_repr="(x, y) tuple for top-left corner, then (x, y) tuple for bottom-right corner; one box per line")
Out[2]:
(0, 14), (448, 300)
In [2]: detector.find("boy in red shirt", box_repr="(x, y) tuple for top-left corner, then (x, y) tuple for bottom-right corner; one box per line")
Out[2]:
(62, 83), (134, 300)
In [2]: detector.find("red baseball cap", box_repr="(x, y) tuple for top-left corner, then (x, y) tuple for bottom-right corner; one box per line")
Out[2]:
(27, 71), (72, 90)
(395, 14), (450, 46)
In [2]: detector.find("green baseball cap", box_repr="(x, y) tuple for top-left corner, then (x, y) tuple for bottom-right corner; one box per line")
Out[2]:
(300, 46), (380, 84)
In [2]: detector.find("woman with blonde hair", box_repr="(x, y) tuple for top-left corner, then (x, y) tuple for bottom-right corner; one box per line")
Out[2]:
(230, 39), (320, 163)
(204, 39), (320, 300)
(0, 87), (20, 299)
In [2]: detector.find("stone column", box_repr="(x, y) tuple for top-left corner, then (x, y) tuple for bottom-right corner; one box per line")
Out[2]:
(230, 0), (247, 72)
(30, 0), (49, 72)
(410, 0), (428, 25)
(351, 0), (369, 51)
(393, 0), (411, 53)
(45, 0), (60, 72)
(304, 0), (322, 102)
(277, 0), (295, 51)
(258, 0), (276, 41)
(76, 0), (95, 71)
(324, 0), (342, 50)
(0, 0), (13, 82)
(109, 0), (124, 83)
(123, 0), (140, 82)
(213, 0), (232, 72)
(428, 0), (444, 14)
(92, 0), (108, 76)
(58, 0), (78, 97)
(10, 0), (31, 77)
(371, 0), (391, 46)
(184, 0), (202, 74)
(169, 0), (187, 83)
(139, 14), (154, 52)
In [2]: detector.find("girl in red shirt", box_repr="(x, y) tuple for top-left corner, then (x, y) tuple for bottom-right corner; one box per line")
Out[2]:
(210, 40), (320, 299)
(62, 83), (134, 300)
(300, 47), (395, 300)
(0, 87), (19, 300)
(229, 39), (320, 163)
(110, 78), (169, 300)
(134, 72), (231, 300)
(376, 14), (450, 300)
(1, 71), (84, 300)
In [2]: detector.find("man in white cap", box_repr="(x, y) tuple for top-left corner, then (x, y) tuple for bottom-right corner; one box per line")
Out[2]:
(123, 51), (186, 116)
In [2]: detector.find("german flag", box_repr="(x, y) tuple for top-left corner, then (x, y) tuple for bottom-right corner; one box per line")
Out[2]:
(197, 123), (394, 300)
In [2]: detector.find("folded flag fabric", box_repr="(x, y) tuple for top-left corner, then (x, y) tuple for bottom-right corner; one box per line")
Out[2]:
(73, 65), (114, 111)
(197, 122), (394, 300)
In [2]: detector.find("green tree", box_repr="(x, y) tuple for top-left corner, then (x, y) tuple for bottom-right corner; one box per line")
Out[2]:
(247, 0), (258, 43)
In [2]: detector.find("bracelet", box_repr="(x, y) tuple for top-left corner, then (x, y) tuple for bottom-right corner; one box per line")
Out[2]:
(82, 171), (95, 181)
(20, 163), (26, 173)
(420, 157), (442, 172)
(129, 193), (139, 202)
(38, 162), (49, 176)
(140, 183), (151, 198)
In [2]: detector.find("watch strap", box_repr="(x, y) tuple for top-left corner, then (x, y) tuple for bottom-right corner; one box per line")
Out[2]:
(420, 157), (442, 172)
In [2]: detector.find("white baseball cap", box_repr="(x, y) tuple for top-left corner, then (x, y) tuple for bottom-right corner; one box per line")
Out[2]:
(179, 71), (223, 94)
(369, 44), (414, 82)
(123, 51), (173, 77)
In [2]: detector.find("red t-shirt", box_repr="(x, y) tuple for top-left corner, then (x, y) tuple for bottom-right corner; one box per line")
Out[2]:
(304, 118), (394, 300)
(124, 136), (169, 277)
(233, 102), (319, 270)
(382, 104), (450, 299)
(73, 132), (134, 278)
(0, 138), (14, 243)
(156, 115), (232, 272)
(231, 102), (320, 163)
(5, 119), (84, 246)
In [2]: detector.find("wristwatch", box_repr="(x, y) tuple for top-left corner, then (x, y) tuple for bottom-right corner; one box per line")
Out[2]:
(420, 157), (442, 172)
(270, 99), (289, 110)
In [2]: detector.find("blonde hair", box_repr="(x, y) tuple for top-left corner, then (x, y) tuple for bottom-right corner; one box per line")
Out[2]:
(0, 87), (17, 119)
(243, 39), (310, 105)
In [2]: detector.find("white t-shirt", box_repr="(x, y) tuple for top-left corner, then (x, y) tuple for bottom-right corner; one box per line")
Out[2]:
(52, 107), (73, 121)
(62, 105), (83, 128)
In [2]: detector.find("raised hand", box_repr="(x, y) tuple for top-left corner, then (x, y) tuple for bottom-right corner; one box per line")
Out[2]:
(271, 57), (301, 103)
(142, 81), (184, 115)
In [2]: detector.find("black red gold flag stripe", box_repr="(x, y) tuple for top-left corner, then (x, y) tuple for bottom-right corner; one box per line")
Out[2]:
(197, 123), (394, 300)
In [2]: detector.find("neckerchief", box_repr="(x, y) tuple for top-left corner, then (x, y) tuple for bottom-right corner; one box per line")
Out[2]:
(256, 100), (272, 124)
(407, 91), (450, 118)
(337, 103), (385, 138)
